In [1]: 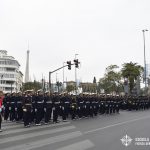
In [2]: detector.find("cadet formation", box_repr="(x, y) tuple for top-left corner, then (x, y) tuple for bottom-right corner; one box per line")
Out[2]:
(0, 90), (150, 130)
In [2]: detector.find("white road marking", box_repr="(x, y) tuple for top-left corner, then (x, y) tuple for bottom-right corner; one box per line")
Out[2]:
(84, 115), (150, 134)
(1, 131), (82, 150)
(0, 125), (75, 144)
(56, 140), (94, 150)
(0, 121), (70, 135)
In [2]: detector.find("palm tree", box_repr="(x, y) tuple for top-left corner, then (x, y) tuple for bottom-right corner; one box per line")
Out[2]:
(121, 62), (143, 94)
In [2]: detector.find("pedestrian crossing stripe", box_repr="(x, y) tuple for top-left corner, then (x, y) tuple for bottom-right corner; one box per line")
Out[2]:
(56, 140), (94, 150)
(0, 125), (76, 144)
(1, 131), (82, 150)
(1, 121), (71, 134)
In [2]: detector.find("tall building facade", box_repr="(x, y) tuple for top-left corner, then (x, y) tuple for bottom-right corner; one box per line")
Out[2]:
(0, 50), (23, 93)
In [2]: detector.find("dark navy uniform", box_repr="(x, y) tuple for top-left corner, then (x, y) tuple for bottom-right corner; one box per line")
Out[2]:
(70, 97), (77, 120)
(44, 93), (53, 124)
(3, 93), (11, 121)
(10, 93), (16, 121)
(60, 95), (70, 121)
(16, 93), (23, 121)
(23, 94), (32, 127)
(35, 92), (44, 125)
(53, 94), (60, 123)
(77, 96), (84, 119)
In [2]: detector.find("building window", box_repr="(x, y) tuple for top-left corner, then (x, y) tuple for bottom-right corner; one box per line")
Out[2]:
(0, 73), (15, 78)
(6, 68), (15, 72)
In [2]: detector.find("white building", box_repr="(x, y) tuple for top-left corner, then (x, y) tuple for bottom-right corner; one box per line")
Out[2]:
(0, 50), (23, 93)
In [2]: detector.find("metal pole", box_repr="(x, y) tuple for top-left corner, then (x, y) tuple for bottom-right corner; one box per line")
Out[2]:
(49, 72), (51, 94)
(49, 64), (68, 94)
(75, 54), (78, 95)
(142, 29), (148, 93)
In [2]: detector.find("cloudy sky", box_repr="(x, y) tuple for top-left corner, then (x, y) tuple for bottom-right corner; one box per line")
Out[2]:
(0, 0), (150, 83)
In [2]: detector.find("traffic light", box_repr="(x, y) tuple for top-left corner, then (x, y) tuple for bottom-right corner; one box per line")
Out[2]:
(67, 61), (71, 70)
(74, 59), (79, 68)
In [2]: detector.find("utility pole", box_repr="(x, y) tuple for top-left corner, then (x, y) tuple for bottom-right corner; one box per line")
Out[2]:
(142, 29), (148, 94)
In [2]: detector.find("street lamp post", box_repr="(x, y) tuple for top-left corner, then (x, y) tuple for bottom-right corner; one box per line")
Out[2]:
(142, 29), (148, 93)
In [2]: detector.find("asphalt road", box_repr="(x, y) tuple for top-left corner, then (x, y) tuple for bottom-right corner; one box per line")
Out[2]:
(1, 110), (150, 150)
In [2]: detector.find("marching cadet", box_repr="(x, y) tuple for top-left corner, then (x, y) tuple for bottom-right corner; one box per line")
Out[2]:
(30, 91), (37, 123)
(16, 92), (23, 121)
(70, 96), (77, 120)
(121, 98), (127, 110)
(89, 95), (94, 117)
(84, 95), (90, 118)
(105, 97), (109, 114)
(44, 92), (53, 124)
(35, 90), (44, 125)
(22, 92), (32, 127)
(116, 96), (120, 113)
(53, 93), (61, 123)
(10, 92), (16, 121)
(135, 97), (139, 111)
(109, 99), (113, 114)
(127, 96), (132, 111)
(3, 93), (11, 121)
(60, 93), (70, 121)
(93, 95), (98, 116)
(77, 95), (84, 119)
(99, 95), (105, 114)
(112, 96), (116, 113)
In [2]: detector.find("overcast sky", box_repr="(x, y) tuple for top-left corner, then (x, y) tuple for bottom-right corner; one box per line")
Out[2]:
(0, 0), (150, 83)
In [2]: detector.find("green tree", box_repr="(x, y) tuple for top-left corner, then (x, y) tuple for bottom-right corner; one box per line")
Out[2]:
(23, 81), (42, 91)
(121, 62), (143, 94)
(66, 85), (75, 93)
(99, 65), (123, 94)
